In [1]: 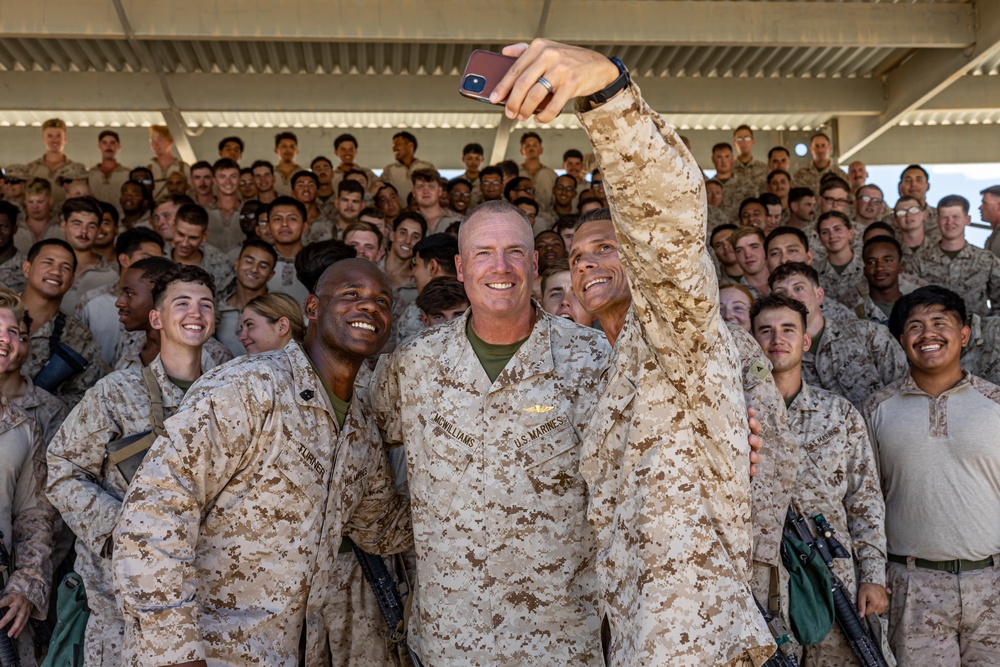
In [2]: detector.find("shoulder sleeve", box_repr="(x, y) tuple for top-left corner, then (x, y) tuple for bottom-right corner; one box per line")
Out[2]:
(370, 351), (404, 448)
(9, 418), (55, 618)
(112, 371), (262, 667)
(46, 380), (127, 556)
(842, 404), (887, 586)
(576, 83), (721, 354)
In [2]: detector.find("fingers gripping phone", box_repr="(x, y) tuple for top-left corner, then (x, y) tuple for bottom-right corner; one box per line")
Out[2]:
(459, 50), (553, 109)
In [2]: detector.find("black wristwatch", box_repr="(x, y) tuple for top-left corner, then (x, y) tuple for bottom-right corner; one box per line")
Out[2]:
(587, 57), (630, 106)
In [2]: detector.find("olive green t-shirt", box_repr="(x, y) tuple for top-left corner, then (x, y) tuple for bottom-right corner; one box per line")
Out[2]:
(305, 354), (350, 429)
(466, 319), (529, 384)
(167, 376), (194, 393)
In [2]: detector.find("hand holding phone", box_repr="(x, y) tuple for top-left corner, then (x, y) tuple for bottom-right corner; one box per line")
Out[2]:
(459, 50), (553, 110)
(484, 40), (622, 123)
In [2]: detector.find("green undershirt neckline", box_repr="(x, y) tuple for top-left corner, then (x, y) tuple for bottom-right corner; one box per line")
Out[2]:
(305, 353), (351, 429)
(810, 324), (826, 354)
(466, 319), (530, 383)
(167, 376), (194, 393)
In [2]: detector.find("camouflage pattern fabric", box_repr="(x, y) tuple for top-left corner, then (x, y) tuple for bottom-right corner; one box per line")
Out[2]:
(371, 308), (609, 666)
(575, 83), (773, 667)
(113, 342), (412, 667)
(46, 357), (187, 667)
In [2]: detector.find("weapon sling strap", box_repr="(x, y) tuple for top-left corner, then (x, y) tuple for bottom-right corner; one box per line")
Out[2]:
(49, 311), (67, 356)
(106, 366), (165, 467)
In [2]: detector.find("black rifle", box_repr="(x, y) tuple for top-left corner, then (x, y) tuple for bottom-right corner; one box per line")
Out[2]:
(351, 542), (423, 667)
(0, 532), (21, 667)
(784, 510), (889, 667)
(754, 597), (801, 667)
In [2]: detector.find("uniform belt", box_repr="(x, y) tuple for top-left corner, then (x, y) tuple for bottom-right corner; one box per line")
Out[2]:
(887, 553), (994, 574)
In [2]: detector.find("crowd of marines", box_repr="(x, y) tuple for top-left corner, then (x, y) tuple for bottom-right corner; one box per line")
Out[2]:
(0, 38), (998, 667)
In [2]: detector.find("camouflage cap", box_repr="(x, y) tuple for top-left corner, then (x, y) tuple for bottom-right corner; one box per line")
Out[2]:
(55, 162), (89, 183)
(2, 164), (30, 181)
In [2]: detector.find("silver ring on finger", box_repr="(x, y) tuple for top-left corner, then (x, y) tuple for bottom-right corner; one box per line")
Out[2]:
(537, 76), (554, 94)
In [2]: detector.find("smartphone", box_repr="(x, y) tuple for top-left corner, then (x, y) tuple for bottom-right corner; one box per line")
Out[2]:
(459, 49), (553, 109)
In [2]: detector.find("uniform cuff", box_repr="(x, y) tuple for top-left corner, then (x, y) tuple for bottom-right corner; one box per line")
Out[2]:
(133, 606), (206, 667)
(860, 557), (887, 587)
(5, 572), (48, 619)
(575, 81), (641, 119)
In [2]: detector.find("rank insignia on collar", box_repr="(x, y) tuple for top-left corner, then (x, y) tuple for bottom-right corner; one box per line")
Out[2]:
(523, 404), (555, 414)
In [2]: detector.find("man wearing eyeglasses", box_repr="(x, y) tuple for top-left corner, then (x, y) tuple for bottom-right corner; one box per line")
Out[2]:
(854, 184), (886, 229)
(892, 196), (938, 255)
(732, 125), (768, 194)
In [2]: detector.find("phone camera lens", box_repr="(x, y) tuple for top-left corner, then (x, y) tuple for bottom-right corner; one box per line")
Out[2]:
(463, 75), (486, 94)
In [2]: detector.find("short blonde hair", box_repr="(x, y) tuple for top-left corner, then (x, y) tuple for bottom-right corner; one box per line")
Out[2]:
(41, 118), (67, 132)
(244, 293), (306, 342)
(149, 125), (173, 141)
(0, 288), (25, 325)
(25, 178), (52, 197)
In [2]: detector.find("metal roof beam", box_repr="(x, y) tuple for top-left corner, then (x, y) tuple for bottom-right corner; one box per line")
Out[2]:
(0, 70), (883, 116)
(837, 1), (1000, 161)
(0, 1), (975, 49)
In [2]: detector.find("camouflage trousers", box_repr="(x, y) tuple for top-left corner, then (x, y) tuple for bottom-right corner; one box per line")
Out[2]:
(887, 559), (1000, 666)
(324, 554), (402, 667)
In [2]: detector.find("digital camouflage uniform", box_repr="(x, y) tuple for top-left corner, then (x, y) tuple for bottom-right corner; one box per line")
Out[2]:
(785, 382), (888, 667)
(21, 309), (104, 407)
(734, 157), (769, 196)
(906, 242), (1000, 317)
(801, 316), (908, 410)
(0, 251), (27, 294)
(27, 155), (81, 207)
(113, 342), (412, 667)
(519, 163), (559, 212)
(206, 204), (245, 253)
(840, 276), (923, 327)
(46, 357), (187, 667)
(792, 163), (848, 196)
(576, 83), (772, 667)
(0, 393), (54, 667)
(814, 253), (864, 306)
(380, 159), (437, 203)
(961, 314), (1000, 385)
(394, 301), (424, 345)
(728, 323), (801, 622)
(113, 330), (233, 372)
(371, 308), (609, 666)
(721, 174), (759, 221)
(16, 377), (68, 444)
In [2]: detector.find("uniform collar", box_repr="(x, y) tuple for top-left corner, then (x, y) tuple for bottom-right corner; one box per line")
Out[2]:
(147, 354), (190, 411)
(0, 392), (29, 433)
(787, 381), (819, 412)
(288, 340), (362, 435)
(442, 302), (555, 393)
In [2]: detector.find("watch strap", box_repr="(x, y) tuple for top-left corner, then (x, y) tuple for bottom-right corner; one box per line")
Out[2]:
(587, 57), (630, 105)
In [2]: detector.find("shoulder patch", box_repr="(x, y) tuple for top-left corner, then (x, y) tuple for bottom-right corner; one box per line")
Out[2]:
(750, 357), (770, 380)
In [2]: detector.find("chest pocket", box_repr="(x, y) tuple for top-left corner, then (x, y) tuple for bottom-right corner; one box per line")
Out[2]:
(510, 414), (586, 527)
(419, 417), (476, 521)
(273, 444), (327, 510)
